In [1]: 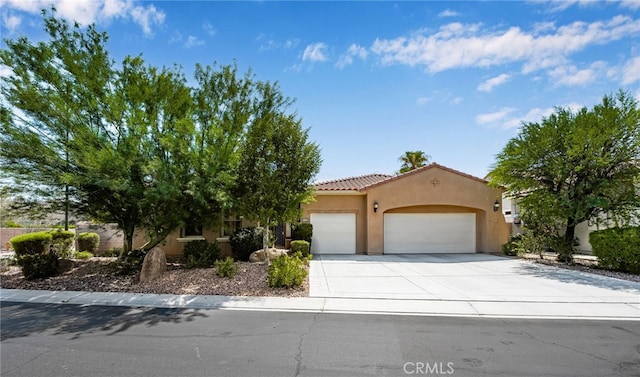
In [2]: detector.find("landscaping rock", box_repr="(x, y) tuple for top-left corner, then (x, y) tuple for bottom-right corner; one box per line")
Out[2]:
(139, 247), (166, 283)
(249, 248), (287, 263)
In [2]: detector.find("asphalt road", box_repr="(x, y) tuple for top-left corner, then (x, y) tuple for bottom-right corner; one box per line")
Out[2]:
(1, 301), (639, 377)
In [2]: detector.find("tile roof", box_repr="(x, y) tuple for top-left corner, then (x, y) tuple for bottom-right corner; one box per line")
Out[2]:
(314, 174), (392, 191)
(314, 163), (489, 192)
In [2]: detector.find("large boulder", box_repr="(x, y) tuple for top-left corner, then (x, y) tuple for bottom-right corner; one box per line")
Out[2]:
(249, 248), (287, 263)
(139, 247), (166, 283)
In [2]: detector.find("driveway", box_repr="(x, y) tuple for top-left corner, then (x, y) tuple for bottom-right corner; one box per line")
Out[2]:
(309, 254), (640, 304)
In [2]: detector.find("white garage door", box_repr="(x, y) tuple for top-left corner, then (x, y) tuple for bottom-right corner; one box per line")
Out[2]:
(310, 213), (356, 254)
(384, 213), (476, 254)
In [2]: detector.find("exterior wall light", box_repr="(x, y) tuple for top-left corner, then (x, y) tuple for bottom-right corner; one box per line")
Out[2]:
(493, 200), (500, 212)
(373, 201), (379, 213)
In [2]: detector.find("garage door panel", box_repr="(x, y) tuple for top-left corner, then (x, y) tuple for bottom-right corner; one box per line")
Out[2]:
(384, 213), (475, 254)
(310, 213), (356, 254)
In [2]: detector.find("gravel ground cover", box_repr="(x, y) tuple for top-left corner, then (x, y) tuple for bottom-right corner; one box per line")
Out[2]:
(0, 258), (308, 297)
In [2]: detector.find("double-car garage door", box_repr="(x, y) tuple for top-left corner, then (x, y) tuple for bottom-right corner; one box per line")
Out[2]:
(310, 212), (476, 254)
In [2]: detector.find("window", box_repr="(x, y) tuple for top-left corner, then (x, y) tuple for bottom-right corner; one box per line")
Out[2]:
(183, 223), (203, 237)
(221, 216), (243, 237)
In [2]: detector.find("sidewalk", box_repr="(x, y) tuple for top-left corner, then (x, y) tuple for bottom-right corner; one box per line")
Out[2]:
(2, 288), (639, 321)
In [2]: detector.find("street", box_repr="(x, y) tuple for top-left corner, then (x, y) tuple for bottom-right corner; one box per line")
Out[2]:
(1, 301), (639, 377)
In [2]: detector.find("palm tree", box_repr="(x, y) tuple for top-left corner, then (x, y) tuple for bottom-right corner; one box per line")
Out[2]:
(398, 151), (430, 174)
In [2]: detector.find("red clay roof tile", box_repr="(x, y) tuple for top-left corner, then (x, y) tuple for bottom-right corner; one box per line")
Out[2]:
(314, 174), (392, 191)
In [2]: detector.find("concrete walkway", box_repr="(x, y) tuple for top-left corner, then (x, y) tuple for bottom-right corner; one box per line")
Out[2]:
(1, 254), (639, 320)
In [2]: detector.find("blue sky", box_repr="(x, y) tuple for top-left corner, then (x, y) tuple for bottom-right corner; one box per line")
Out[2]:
(2, 0), (640, 182)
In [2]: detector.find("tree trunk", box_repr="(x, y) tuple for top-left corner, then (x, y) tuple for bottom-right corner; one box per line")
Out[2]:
(122, 224), (135, 257)
(559, 219), (576, 264)
(263, 219), (270, 266)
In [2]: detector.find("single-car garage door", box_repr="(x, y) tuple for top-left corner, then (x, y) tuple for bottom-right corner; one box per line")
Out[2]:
(384, 213), (476, 253)
(310, 213), (356, 254)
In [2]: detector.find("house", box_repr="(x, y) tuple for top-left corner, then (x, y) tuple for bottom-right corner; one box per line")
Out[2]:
(301, 163), (510, 255)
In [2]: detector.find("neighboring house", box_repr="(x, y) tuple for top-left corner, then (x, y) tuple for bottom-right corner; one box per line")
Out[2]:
(301, 163), (509, 255)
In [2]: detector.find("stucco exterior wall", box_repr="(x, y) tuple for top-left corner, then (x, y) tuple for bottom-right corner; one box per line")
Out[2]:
(302, 193), (368, 254)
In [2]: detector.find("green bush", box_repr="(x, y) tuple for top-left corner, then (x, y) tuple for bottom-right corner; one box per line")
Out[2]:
(502, 233), (523, 256)
(3, 220), (22, 228)
(267, 253), (310, 288)
(50, 230), (76, 258)
(17, 253), (59, 280)
(182, 240), (221, 269)
(76, 251), (94, 260)
(290, 240), (310, 257)
(113, 248), (148, 275)
(214, 256), (238, 278)
(590, 226), (640, 274)
(230, 227), (264, 261)
(105, 247), (123, 258)
(10, 232), (52, 256)
(77, 232), (100, 253)
(291, 223), (313, 244)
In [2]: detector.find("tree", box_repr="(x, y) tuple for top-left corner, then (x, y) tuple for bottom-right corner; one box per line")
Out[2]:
(0, 11), (259, 253)
(489, 91), (640, 262)
(399, 151), (430, 174)
(234, 82), (322, 264)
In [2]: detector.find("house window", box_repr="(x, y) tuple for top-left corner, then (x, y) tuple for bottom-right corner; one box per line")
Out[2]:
(183, 223), (203, 237)
(221, 216), (243, 237)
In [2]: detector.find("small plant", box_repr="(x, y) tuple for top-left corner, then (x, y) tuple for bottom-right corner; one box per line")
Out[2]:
(104, 247), (123, 258)
(112, 248), (148, 275)
(182, 240), (221, 269)
(590, 226), (640, 274)
(267, 253), (310, 288)
(230, 227), (264, 261)
(16, 253), (59, 280)
(3, 220), (22, 228)
(502, 233), (522, 256)
(76, 251), (94, 260)
(50, 230), (76, 258)
(290, 240), (311, 257)
(214, 256), (238, 278)
(77, 232), (100, 253)
(291, 223), (313, 244)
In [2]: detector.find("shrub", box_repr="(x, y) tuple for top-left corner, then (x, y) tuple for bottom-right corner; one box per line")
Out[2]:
(77, 232), (100, 253)
(76, 251), (94, 260)
(3, 220), (22, 228)
(291, 223), (313, 244)
(230, 227), (264, 261)
(502, 233), (523, 256)
(10, 232), (52, 256)
(267, 253), (310, 288)
(50, 230), (76, 258)
(182, 240), (221, 269)
(16, 253), (59, 280)
(590, 226), (640, 274)
(113, 248), (148, 275)
(290, 240), (310, 257)
(105, 247), (123, 258)
(214, 256), (238, 278)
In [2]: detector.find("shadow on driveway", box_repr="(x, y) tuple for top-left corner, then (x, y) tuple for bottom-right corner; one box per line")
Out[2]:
(514, 262), (640, 293)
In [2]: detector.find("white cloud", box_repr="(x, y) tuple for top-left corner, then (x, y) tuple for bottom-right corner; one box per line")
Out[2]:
(184, 35), (204, 48)
(0, 65), (13, 78)
(2, 12), (21, 32)
(547, 61), (607, 87)
(336, 44), (368, 68)
(450, 96), (463, 105)
(438, 9), (459, 18)
(499, 102), (583, 129)
(621, 56), (640, 84)
(302, 42), (328, 62)
(416, 96), (432, 106)
(257, 34), (299, 51)
(620, 0), (640, 10)
(1, 0), (165, 36)
(476, 107), (516, 125)
(370, 16), (640, 74)
(203, 21), (216, 36)
(478, 73), (511, 92)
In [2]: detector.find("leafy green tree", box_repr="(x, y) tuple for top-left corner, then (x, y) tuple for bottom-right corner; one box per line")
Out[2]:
(234, 82), (322, 264)
(399, 150), (430, 174)
(489, 91), (640, 262)
(0, 11), (259, 253)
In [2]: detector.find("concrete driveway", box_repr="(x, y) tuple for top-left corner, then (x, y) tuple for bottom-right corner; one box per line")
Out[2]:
(309, 254), (640, 304)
